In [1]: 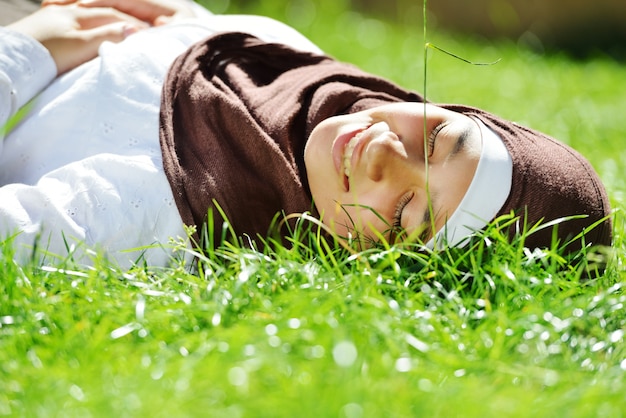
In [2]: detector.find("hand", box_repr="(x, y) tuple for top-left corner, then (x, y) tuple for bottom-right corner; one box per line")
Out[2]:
(42, 0), (197, 26)
(8, 5), (148, 75)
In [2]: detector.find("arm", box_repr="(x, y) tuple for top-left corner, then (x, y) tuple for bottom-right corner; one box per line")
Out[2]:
(0, 27), (57, 138)
(0, 0), (198, 138)
(7, 5), (148, 76)
(0, 4), (149, 138)
(42, 0), (199, 26)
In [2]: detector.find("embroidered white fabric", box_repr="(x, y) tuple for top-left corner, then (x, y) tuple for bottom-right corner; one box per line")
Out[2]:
(0, 9), (322, 267)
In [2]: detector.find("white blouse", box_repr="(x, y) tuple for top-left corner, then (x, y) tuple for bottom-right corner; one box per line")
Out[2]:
(0, 10), (322, 268)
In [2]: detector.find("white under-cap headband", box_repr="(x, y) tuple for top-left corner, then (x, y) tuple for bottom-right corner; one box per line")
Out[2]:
(427, 119), (512, 248)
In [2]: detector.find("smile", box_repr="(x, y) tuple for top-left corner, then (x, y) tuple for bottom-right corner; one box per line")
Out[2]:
(332, 125), (369, 191)
(343, 130), (366, 181)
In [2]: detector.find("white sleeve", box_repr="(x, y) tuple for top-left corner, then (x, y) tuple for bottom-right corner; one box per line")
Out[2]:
(0, 23), (194, 269)
(0, 155), (187, 269)
(0, 27), (57, 142)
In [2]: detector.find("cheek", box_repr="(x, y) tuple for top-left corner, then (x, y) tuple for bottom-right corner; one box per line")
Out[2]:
(319, 195), (392, 241)
(430, 162), (477, 229)
(305, 120), (336, 162)
(304, 130), (325, 175)
(305, 134), (334, 210)
(313, 196), (351, 238)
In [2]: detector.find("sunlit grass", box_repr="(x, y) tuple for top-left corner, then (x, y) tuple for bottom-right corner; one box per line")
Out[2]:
(1, 216), (624, 416)
(1, 0), (625, 416)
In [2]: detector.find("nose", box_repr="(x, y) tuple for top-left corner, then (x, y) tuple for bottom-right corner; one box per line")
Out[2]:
(365, 137), (422, 184)
(365, 142), (385, 182)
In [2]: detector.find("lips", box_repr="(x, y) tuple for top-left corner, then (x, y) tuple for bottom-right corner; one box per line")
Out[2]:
(332, 126), (369, 191)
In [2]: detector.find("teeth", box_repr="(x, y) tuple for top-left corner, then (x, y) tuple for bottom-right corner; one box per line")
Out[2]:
(343, 130), (364, 179)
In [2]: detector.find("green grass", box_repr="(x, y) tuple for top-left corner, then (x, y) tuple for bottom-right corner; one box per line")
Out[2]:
(2, 1), (626, 417)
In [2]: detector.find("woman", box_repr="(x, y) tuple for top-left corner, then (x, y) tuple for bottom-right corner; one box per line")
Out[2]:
(0, 0), (612, 267)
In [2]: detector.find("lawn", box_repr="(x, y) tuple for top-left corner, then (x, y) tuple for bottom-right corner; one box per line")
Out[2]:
(1, 1), (625, 417)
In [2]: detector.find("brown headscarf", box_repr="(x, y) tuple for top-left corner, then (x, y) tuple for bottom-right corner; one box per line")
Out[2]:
(443, 104), (612, 252)
(160, 32), (611, 251)
(159, 32), (420, 245)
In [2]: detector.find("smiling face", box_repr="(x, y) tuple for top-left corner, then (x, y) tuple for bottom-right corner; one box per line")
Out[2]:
(304, 102), (482, 245)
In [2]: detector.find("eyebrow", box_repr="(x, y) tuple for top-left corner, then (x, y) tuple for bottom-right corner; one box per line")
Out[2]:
(451, 124), (473, 157)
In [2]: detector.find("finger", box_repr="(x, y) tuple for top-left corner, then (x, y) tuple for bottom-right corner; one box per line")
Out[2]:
(74, 7), (149, 31)
(152, 9), (195, 26)
(77, 0), (172, 22)
(81, 20), (139, 44)
(55, 21), (139, 74)
(77, 0), (193, 25)
(41, 0), (78, 6)
(153, 15), (171, 26)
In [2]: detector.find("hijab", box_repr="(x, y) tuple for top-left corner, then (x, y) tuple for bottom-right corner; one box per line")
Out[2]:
(160, 32), (611, 252)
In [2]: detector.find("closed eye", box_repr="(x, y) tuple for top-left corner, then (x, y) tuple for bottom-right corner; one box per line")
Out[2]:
(392, 191), (414, 230)
(428, 122), (446, 157)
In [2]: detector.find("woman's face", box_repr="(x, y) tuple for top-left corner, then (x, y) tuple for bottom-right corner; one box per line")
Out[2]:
(304, 102), (482, 244)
